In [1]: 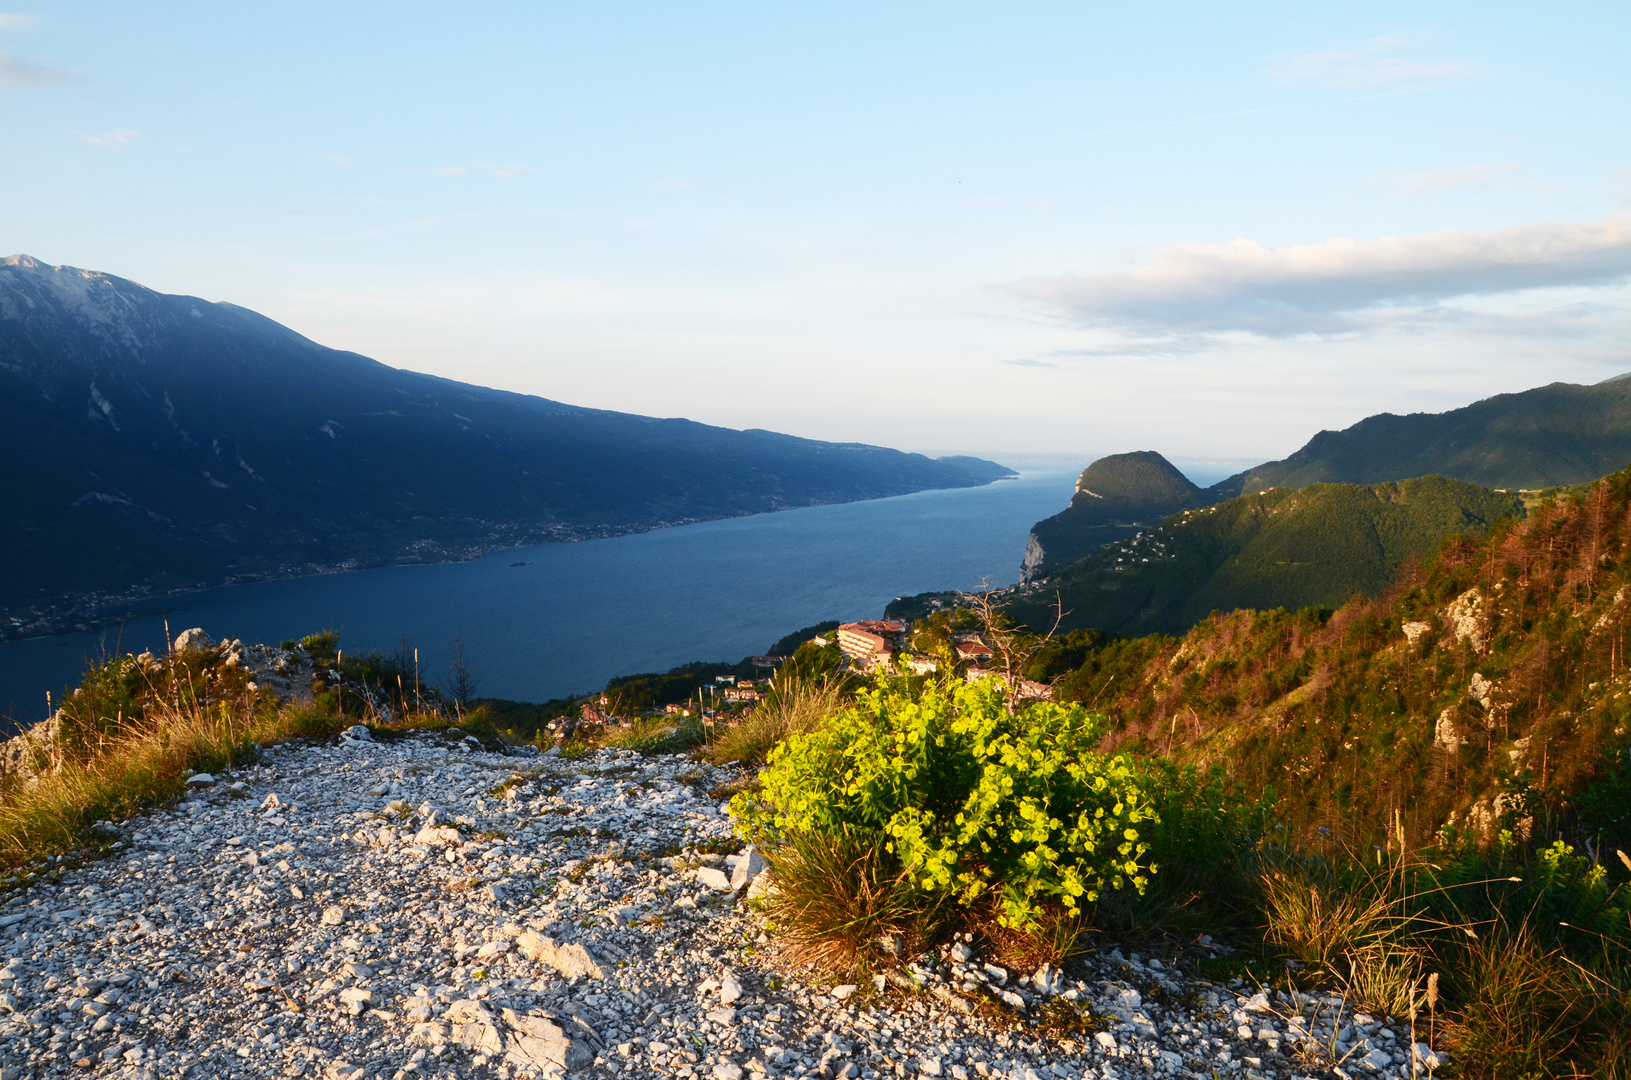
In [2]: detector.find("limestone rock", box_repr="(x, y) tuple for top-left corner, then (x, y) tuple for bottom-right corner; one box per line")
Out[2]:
(173, 628), (216, 653)
(516, 930), (605, 980)
(1444, 589), (1488, 652)
(503, 1007), (590, 1073)
(695, 866), (732, 891)
(729, 845), (767, 891)
(446, 998), (505, 1055)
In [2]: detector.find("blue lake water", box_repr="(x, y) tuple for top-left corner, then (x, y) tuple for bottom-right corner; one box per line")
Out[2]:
(0, 457), (1084, 728)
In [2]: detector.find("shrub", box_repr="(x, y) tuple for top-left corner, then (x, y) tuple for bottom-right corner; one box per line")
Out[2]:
(1093, 761), (1269, 936)
(733, 675), (1154, 932)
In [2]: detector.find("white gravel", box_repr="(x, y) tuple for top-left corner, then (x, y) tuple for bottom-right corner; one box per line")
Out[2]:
(0, 729), (1446, 1080)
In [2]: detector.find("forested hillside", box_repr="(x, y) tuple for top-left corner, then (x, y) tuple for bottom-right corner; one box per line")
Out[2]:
(1020, 376), (1631, 589)
(1231, 375), (1631, 494)
(1008, 474), (1523, 637)
(1021, 451), (1227, 579)
(1020, 467), (1631, 843)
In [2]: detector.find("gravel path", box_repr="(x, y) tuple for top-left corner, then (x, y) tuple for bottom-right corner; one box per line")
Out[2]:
(0, 728), (1446, 1080)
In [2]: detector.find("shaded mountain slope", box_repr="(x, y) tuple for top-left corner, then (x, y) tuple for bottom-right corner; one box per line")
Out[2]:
(1021, 451), (1230, 579)
(1008, 475), (1523, 637)
(0, 256), (1011, 629)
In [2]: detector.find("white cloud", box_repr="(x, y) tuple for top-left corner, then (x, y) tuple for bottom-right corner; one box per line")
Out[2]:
(435, 163), (533, 179)
(0, 47), (72, 87)
(0, 14), (38, 29)
(1267, 34), (1481, 87)
(82, 128), (138, 147)
(1016, 214), (1631, 338)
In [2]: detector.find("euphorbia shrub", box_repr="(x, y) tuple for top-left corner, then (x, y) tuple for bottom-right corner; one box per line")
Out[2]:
(731, 675), (1154, 930)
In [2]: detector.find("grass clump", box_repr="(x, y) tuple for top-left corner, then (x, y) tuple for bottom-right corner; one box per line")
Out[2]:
(705, 676), (847, 766)
(1254, 830), (1631, 1077)
(0, 636), (452, 867)
(600, 715), (706, 755)
(762, 826), (953, 975)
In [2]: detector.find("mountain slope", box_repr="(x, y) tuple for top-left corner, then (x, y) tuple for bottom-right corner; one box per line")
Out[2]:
(1022, 467), (1631, 847)
(1007, 475), (1523, 637)
(1020, 376), (1631, 584)
(0, 255), (1012, 630)
(1230, 376), (1631, 494)
(1021, 451), (1229, 579)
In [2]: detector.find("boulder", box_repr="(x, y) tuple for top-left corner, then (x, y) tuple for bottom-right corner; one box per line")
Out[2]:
(172, 628), (216, 653)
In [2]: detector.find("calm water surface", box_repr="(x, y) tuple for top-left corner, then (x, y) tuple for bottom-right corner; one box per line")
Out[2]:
(0, 458), (1083, 726)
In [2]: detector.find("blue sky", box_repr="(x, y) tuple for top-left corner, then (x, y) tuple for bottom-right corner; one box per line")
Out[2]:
(4, 3), (1630, 467)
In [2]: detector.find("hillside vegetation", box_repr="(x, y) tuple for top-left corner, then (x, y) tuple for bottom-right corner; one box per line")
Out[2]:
(1235, 374), (1631, 493)
(1021, 375), (1631, 589)
(1009, 475), (1523, 638)
(1018, 468), (1631, 845)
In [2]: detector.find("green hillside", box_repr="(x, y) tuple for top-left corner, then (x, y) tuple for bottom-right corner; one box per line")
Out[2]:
(1022, 451), (1224, 579)
(1232, 375), (1631, 494)
(1008, 475), (1524, 636)
(1022, 376), (1631, 589)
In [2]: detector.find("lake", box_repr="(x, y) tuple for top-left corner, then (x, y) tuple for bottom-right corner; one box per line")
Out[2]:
(0, 457), (1084, 728)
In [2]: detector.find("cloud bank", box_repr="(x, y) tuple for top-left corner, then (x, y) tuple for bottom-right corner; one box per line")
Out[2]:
(1017, 214), (1631, 337)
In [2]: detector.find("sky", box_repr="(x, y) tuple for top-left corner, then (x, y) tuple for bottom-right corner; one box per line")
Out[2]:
(3, 3), (1630, 469)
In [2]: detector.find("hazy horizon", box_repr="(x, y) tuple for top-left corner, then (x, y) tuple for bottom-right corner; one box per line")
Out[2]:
(5, 3), (1629, 462)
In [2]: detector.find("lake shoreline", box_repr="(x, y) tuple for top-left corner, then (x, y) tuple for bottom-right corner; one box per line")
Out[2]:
(0, 461), (1076, 729)
(5, 480), (1023, 643)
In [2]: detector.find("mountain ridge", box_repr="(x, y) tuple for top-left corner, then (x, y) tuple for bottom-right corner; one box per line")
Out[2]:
(1021, 376), (1631, 585)
(0, 255), (1013, 636)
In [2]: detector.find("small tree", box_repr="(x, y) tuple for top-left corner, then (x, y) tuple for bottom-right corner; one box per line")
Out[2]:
(957, 583), (1065, 713)
(445, 634), (478, 717)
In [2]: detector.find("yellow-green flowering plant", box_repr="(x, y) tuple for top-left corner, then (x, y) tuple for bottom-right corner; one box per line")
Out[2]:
(731, 675), (1154, 930)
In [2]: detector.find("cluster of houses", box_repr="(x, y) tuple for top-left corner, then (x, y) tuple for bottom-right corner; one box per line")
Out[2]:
(555, 616), (1053, 742)
(825, 620), (1050, 700)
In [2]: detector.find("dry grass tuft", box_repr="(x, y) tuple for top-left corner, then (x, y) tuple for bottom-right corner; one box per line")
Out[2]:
(705, 676), (846, 766)
(761, 827), (952, 977)
(0, 681), (447, 868)
(1443, 918), (1629, 1079)
(1259, 853), (1429, 1017)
